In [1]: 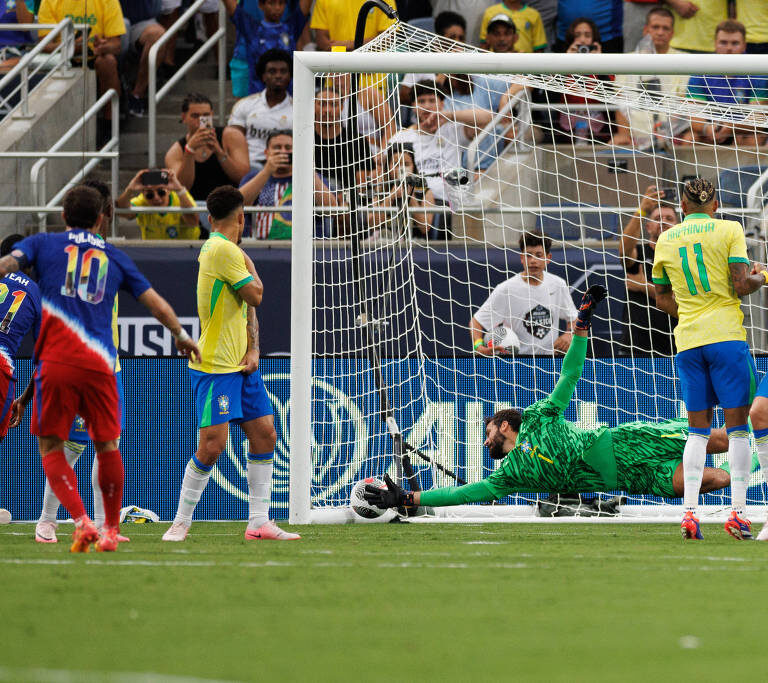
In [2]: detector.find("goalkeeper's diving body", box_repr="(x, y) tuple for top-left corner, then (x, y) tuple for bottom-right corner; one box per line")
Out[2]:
(365, 286), (739, 511)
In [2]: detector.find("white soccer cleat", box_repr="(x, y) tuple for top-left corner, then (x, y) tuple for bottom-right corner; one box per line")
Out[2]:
(0, 508), (11, 524)
(35, 520), (58, 543)
(757, 524), (768, 542)
(162, 521), (191, 542)
(244, 519), (301, 541)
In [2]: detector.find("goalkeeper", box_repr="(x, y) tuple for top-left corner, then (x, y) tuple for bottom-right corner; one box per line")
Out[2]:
(365, 286), (740, 510)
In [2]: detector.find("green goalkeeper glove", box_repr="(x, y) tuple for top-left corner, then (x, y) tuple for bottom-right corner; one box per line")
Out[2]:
(574, 285), (607, 331)
(363, 474), (415, 509)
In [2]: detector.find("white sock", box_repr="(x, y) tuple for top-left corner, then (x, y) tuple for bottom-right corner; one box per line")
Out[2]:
(247, 453), (273, 527)
(173, 457), (212, 525)
(683, 432), (709, 512)
(91, 454), (104, 528)
(727, 426), (751, 515)
(755, 431), (768, 488)
(38, 440), (85, 523)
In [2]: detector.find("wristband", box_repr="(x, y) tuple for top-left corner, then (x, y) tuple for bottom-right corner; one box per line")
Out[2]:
(173, 328), (191, 343)
(184, 144), (195, 155)
(473, 338), (484, 350)
(636, 208), (647, 218)
(761, 270), (768, 285)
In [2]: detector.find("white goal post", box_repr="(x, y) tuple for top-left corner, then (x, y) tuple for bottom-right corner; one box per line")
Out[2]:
(290, 44), (768, 525)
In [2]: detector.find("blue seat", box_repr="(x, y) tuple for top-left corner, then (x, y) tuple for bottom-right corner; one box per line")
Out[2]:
(408, 17), (435, 33)
(718, 165), (766, 207)
(536, 203), (619, 241)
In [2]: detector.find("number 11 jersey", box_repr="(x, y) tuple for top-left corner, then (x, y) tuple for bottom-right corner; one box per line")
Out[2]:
(14, 230), (151, 375)
(651, 213), (749, 352)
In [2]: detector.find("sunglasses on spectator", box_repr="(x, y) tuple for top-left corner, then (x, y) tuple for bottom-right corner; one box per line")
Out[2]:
(144, 189), (167, 199)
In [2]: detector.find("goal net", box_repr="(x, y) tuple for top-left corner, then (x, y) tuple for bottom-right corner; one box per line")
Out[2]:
(289, 22), (768, 523)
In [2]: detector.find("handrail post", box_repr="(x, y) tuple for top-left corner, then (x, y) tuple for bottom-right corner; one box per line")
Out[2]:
(218, 1), (226, 126)
(110, 91), (120, 237)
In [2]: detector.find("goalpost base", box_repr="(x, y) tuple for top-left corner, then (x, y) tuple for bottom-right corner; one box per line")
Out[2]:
(305, 505), (767, 524)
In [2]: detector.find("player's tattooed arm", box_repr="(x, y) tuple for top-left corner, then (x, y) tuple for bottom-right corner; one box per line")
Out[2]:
(240, 307), (260, 375)
(0, 253), (21, 278)
(654, 283), (678, 318)
(732, 261), (768, 297)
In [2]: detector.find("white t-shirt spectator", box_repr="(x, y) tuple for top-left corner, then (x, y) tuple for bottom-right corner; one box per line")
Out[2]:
(474, 271), (578, 355)
(229, 91), (293, 168)
(390, 121), (469, 201)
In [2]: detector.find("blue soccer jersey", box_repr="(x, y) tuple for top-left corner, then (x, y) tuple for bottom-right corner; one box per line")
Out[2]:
(14, 230), (151, 376)
(0, 271), (41, 378)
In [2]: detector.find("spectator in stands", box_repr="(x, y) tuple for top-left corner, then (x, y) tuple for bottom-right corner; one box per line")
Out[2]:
(38, 0), (125, 141)
(229, 49), (292, 172)
(119, 0), (167, 117)
(311, 0), (396, 52)
(313, 85), (373, 192)
(612, 7), (689, 148)
(117, 168), (200, 240)
(484, 12), (519, 54)
(239, 129), (338, 239)
(684, 21), (768, 146)
(329, 72), (396, 153)
(0, 0), (35, 72)
(668, 0), (727, 53)
(479, 1), (547, 53)
(222, 0), (309, 96)
(399, 11), (466, 121)
(390, 80), (492, 204)
(526, 0), (557, 48)
(470, 231), (577, 356)
(165, 93), (249, 231)
(735, 0), (768, 54)
(557, 18), (614, 140)
(619, 185), (676, 356)
(430, 0), (492, 46)
(556, 0), (624, 53)
(623, 0), (662, 52)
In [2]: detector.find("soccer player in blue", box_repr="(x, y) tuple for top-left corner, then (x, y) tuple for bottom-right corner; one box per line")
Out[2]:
(652, 178), (768, 540)
(0, 185), (200, 552)
(0, 234), (42, 523)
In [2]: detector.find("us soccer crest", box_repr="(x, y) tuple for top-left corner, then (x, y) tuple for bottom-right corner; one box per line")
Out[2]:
(218, 394), (230, 415)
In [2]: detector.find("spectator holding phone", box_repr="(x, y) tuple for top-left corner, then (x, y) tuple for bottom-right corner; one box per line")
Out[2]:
(618, 184), (676, 356)
(117, 168), (200, 240)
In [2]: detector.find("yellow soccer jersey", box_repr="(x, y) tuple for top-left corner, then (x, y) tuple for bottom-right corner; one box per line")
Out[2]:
(735, 0), (768, 43)
(479, 3), (547, 52)
(38, 0), (126, 44)
(188, 233), (254, 374)
(131, 191), (200, 240)
(651, 213), (749, 352)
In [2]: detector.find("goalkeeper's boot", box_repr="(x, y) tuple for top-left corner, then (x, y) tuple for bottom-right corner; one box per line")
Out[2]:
(244, 520), (301, 541)
(70, 517), (99, 553)
(680, 511), (703, 540)
(35, 520), (58, 543)
(162, 521), (190, 542)
(95, 526), (119, 552)
(724, 511), (752, 540)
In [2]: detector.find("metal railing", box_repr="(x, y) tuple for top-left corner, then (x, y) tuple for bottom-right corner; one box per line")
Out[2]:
(29, 89), (119, 234)
(147, 0), (226, 167)
(0, 20), (88, 119)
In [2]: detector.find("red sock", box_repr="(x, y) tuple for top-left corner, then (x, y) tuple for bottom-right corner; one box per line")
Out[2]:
(41, 451), (86, 521)
(97, 449), (124, 529)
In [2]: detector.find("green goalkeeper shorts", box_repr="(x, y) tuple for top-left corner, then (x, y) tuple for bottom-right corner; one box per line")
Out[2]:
(609, 418), (688, 498)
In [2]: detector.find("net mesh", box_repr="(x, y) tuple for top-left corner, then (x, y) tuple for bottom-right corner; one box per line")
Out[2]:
(305, 22), (768, 519)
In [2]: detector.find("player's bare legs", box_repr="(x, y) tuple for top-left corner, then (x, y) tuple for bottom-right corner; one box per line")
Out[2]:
(163, 423), (228, 541)
(672, 464), (730, 497)
(38, 436), (99, 552)
(241, 415), (299, 540)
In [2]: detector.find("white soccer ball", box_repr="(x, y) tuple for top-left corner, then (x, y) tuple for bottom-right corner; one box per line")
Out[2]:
(483, 325), (520, 352)
(350, 478), (387, 520)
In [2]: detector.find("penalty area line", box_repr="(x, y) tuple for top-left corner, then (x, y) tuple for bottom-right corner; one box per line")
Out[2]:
(0, 666), (237, 683)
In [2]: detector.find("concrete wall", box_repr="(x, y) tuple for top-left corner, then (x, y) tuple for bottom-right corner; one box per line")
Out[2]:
(0, 68), (95, 236)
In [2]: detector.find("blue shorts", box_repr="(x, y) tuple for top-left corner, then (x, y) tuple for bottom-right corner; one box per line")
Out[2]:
(68, 369), (125, 443)
(676, 341), (757, 412)
(189, 368), (273, 428)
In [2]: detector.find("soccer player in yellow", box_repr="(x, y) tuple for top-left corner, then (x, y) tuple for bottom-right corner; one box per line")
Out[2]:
(652, 178), (767, 540)
(163, 186), (299, 541)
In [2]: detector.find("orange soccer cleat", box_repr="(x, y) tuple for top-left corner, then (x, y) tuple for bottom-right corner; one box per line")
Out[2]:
(70, 517), (99, 553)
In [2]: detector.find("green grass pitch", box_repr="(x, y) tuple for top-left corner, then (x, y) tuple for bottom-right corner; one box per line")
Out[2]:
(2, 521), (768, 682)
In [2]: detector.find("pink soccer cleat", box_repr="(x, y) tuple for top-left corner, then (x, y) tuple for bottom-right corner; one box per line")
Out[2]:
(95, 527), (119, 552)
(35, 521), (58, 543)
(724, 511), (752, 540)
(99, 526), (130, 543)
(70, 517), (99, 553)
(681, 511), (703, 540)
(244, 520), (301, 541)
(162, 521), (190, 542)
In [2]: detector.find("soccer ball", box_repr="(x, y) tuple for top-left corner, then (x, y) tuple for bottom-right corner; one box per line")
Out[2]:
(484, 325), (520, 352)
(349, 478), (387, 519)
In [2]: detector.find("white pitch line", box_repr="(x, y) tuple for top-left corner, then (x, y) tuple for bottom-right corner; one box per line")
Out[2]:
(0, 666), (238, 683)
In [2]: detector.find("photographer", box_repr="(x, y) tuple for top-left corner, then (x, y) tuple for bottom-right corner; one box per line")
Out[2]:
(564, 17), (602, 53)
(117, 168), (200, 240)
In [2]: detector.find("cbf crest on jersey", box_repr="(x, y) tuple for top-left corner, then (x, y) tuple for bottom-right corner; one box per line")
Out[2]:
(218, 394), (230, 415)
